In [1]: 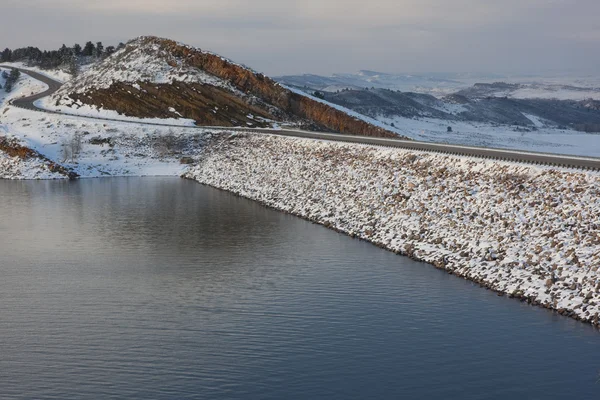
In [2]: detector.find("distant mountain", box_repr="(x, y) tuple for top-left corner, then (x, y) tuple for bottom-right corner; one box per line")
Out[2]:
(275, 70), (466, 96)
(314, 87), (600, 132)
(276, 71), (600, 101)
(50, 36), (400, 138)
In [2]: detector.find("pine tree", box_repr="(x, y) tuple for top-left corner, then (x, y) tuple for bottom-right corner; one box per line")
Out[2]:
(95, 42), (104, 58)
(68, 55), (80, 77)
(83, 41), (95, 57)
(104, 46), (116, 57)
(1, 48), (11, 62)
(73, 43), (82, 56)
(9, 69), (20, 80)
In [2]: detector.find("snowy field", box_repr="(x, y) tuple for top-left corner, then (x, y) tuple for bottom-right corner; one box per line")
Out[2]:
(378, 116), (600, 158)
(186, 133), (600, 325)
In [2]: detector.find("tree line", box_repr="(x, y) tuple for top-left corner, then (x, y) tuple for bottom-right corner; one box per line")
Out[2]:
(0, 41), (126, 76)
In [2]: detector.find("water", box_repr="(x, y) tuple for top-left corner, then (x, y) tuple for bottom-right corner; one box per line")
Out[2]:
(0, 178), (598, 399)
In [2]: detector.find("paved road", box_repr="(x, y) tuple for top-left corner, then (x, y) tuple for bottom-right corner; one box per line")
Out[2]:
(3, 66), (62, 110)
(3, 65), (600, 170)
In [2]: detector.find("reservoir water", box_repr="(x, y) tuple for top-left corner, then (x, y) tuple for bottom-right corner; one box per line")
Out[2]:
(0, 178), (598, 399)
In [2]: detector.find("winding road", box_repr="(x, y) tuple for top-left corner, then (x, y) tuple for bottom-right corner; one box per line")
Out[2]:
(4, 65), (600, 170)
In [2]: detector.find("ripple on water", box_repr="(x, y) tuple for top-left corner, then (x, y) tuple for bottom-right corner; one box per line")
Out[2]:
(0, 178), (598, 399)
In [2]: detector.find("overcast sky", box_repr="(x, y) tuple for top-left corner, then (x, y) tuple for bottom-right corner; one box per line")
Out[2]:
(2, 0), (599, 76)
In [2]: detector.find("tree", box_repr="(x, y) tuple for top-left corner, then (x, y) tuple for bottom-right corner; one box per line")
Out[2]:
(73, 43), (82, 56)
(447, 126), (453, 133)
(117, 42), (126, 51)
(61, 133), (83, 163)
(82, 41), (95, 57)
(9, 69), (20, 81)
(313, 91), (325, 100)
(1, 48), (12, 62)
(104, 46), (116, 57)
(95, 42), (104, 58)
(68, 55), (80, 77)
(4, 69), (20, 93)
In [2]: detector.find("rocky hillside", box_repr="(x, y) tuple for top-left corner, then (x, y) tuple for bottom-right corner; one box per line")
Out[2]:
(51, 36), (399, 138)
(0, 137), (75, 179)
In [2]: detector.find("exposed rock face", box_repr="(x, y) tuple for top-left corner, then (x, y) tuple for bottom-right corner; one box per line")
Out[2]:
(55, 36), (401, 138)
(68, 82), (277, 128)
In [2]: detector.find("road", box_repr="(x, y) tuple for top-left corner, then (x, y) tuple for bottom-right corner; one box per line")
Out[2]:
(3, 65), (600, 170)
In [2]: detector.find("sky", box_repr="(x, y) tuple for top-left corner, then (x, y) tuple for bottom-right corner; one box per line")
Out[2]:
(2, 0), (599, 76)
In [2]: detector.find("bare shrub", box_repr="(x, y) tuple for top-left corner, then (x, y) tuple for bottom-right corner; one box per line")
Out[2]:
(61, 133), (83, 163)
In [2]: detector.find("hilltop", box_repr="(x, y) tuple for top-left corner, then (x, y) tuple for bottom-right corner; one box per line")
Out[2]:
(48, 36), (400, 138)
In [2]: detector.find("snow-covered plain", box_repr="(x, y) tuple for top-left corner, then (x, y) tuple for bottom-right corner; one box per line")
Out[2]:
(377, 115), (600, 158)
(185, 133), (600, 326)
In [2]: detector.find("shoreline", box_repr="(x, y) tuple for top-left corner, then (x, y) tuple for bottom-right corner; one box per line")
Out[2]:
(190, 179), (599, 326)
(184, 133), (600, 328)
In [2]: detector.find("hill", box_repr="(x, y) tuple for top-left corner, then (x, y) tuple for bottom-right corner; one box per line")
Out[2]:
(49, 36), (400, 138)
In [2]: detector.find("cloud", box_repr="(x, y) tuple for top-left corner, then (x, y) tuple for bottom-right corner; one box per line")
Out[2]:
(2, 0), (599, 75)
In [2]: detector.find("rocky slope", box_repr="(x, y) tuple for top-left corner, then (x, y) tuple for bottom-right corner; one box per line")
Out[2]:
(50, 36), (399, 138)
(185, 133), (600, 326)
(0, 137), (74, 179)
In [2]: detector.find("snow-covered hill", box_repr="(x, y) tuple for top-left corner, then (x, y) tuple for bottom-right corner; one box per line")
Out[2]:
(51, 37), (241, 98)
(45, 36), (400, 138)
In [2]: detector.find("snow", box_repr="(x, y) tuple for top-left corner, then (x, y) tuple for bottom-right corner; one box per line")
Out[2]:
(36, 97), (197, 127)
(510, 87), (600, 101)
(185, 133), (600, 326)
(50, 37), (240, 100)
(279, 71), (600, 100)
(0, 67), (66, 179)
(4, 63), (600, 327)
(376, 115), (600, 158)
(0, 68), (210, 178)
(0, 62), (72, 83)
(0, 148), (66, 180)
(3, 105), (211, 178)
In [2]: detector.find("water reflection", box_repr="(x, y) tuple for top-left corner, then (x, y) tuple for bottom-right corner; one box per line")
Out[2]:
(0, 178), (598, 399)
